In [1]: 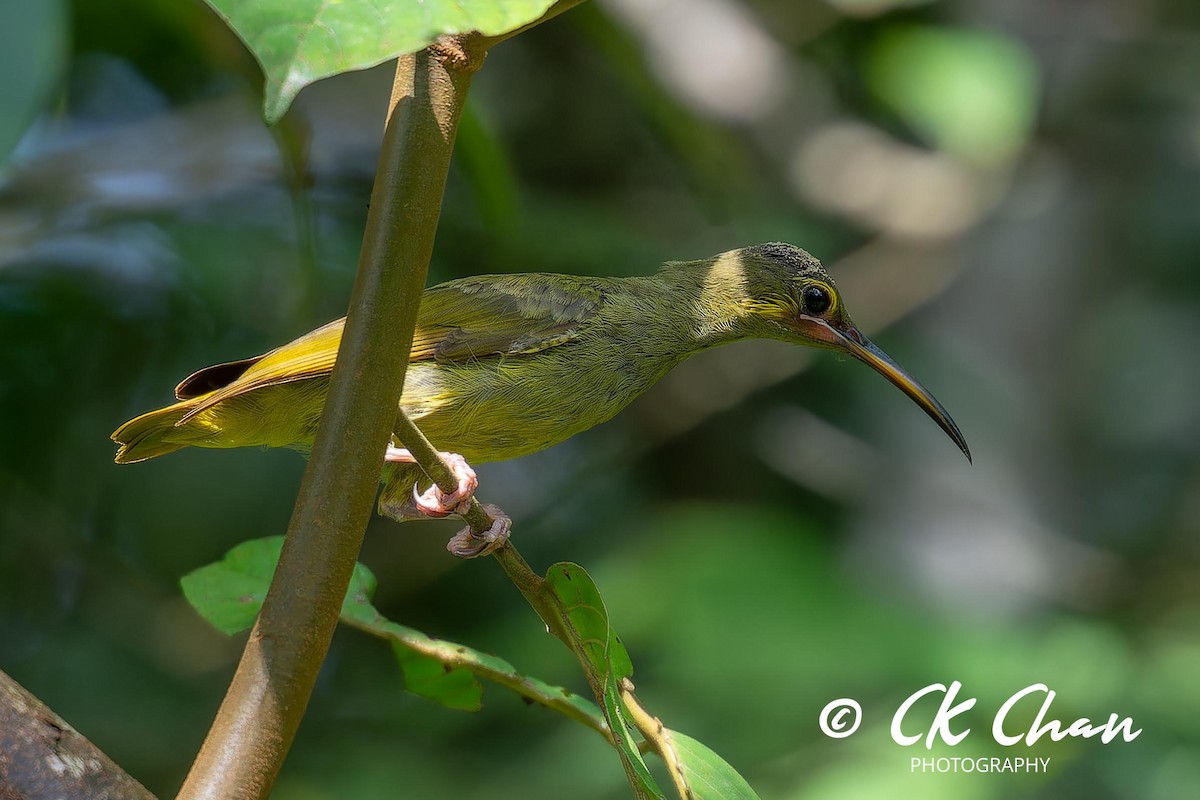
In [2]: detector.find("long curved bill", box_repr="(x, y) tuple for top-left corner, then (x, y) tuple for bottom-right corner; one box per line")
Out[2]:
(801, 316), (972, 463)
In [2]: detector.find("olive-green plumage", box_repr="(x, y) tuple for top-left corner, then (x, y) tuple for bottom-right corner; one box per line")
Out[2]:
(112, 243), (970, 467)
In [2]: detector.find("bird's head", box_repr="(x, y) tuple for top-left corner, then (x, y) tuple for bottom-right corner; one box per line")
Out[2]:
(729, 242), (971, 462)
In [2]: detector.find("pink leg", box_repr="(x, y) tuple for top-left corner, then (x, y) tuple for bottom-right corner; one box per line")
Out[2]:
(380, 446), (510, 559)
(384, 445), (478, 518)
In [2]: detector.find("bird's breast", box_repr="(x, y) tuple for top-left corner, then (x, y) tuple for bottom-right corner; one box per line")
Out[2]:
(398, 343), (674, 464)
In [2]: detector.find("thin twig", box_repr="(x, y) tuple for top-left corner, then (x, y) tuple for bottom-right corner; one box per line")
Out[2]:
(391, 407), (657, 799)
(391, 411), (497, 535)
(391, 412), (579, 647)
(621, 680), (691, 800)
(339, 613), (613, 744)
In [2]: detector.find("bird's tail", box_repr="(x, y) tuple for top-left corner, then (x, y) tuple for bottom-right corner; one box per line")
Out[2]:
(112, 401), (199, 464)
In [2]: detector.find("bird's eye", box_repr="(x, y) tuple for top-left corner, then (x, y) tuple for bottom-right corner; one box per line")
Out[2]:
(802, 285), (831, 315)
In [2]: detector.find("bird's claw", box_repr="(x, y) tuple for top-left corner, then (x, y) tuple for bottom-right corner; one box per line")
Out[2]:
(408, 453), (478, 518)
(377, 450), (509, 557)
(447, 505), (511, 558)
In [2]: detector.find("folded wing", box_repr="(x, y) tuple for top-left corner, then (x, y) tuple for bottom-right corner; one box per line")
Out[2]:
(175, 274), (606, 423)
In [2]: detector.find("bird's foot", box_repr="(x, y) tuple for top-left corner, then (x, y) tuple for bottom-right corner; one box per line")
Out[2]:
(447, 505), (511, 558)
(384, 446), (478, 518)
(377, 448), (509, 557)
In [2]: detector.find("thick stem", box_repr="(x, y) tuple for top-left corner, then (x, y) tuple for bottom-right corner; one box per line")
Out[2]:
(177, 40), (483, 800)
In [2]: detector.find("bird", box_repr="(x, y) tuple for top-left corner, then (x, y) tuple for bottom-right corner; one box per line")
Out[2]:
(112, 243), (970, 553)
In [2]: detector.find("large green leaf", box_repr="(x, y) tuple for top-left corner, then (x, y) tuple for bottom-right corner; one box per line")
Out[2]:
(546, 562), (664, 799)
(668, 731), (761, 800)
(546, 562), (634, 679)
(202, 0), (562, 123)
(180, 536), (287, 635)
(0, 1), (66, 167)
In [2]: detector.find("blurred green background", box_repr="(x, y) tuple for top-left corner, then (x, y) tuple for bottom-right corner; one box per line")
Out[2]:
(2, 0), (1199, 797)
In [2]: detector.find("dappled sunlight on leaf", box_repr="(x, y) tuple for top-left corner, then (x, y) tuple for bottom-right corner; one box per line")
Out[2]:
(202, 0), (562, 122)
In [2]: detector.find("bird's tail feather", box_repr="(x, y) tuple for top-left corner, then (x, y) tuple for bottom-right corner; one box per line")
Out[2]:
(111, 402), (198, 464)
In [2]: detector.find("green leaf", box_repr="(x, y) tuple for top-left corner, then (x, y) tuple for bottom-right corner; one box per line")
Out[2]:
(339, 563), (484, 712)
(546, 562), (664, 799)
(180, 536), (285, 635)
(0, 1), (67, 166)
(866, 25), (1038, 163)
(344, 566), (602, 721)
(668, 731), (761, 800)
(391, 641), (483, 711)
(179, 537), (478, 708)
(181, 535), (381, 637)
(201, 0), (562, 123)
(546, 562), (634, 680)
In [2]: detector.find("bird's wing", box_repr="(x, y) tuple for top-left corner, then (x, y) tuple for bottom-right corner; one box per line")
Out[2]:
(174, 320), (344, 400)
(411, 274), (605, 362)
(175, 274), (606, 422)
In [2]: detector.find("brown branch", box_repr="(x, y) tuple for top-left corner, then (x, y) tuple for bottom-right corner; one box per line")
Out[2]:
(176, 39), (483, 800)
(171, 3), (593, 796)
(0, 668), (157, 800)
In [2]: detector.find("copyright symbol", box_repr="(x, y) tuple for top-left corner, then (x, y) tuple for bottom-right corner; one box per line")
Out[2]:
(819, 698), (862, 738)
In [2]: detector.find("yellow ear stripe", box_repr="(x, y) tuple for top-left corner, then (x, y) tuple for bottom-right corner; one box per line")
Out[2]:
(742, 293), (799, 321)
